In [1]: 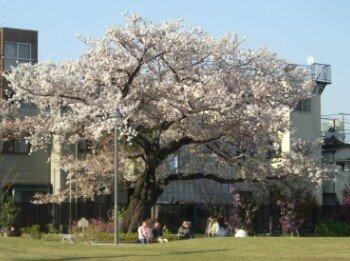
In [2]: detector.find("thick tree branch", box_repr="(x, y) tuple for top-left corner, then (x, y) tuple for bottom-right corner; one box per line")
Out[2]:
(163, 172), (294, 185)
(159, 134), (224, 160)
(13, 85), (88, 104)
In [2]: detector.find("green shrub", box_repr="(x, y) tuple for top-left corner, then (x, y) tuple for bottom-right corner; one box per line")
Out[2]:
(0, 199), (20, 230)
(73, 227), (114, 244)
(120, 232), (138, 243)
(21, 224), (42, 239)
(47, 225), (59, 234)
(96, 232), (113, 243)
(41, 233), (63, 242)
(163, 227), (177, 241)
(316, 219), (350, 237)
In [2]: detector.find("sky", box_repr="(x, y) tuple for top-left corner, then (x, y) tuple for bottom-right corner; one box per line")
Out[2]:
(1, 0), (349, 115)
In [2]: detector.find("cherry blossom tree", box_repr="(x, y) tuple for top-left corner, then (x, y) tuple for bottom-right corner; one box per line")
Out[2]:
(5, 14), (332, 231)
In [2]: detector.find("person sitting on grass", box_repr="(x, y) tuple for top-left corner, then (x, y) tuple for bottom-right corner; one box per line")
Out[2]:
(217, 215), (229, 237)
(177, 220), (194, 240)
(152, 221), (163, 239)
(234, 227), (248, 237)
(206, 216), (219, 237)
(138, 220), (151, 244)
(152, 221), (168, 243)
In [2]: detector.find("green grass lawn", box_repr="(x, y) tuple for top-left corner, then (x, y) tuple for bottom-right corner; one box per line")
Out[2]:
(0, 237), (349, 260)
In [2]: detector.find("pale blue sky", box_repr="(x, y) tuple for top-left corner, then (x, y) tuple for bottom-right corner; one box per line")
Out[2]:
(2, 0), (349, 114)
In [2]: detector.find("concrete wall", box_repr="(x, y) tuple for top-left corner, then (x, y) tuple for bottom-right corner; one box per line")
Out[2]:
(292, 92), (323, 205)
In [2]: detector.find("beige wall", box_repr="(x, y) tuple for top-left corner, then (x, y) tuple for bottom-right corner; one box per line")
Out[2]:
(282, 89), (323, 204)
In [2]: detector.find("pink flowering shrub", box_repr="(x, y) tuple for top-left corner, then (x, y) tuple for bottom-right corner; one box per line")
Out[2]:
(227, 193), (241, 229)
(336, 188), (350, 222)
(273, 186), (317, 236)
(89, 218), (114, 233)
(277, 199), (297, 235)
(70, 218), (114, 243)
(227, 188), (259, 234)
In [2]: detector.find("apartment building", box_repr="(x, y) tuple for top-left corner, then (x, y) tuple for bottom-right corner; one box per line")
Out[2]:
(158, 63), (332, 206)
(0, 28), (51, 205)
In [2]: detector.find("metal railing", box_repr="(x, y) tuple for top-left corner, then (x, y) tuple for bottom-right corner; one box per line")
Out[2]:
(311, 63), (331, 84)
(287, 63), (331, 85)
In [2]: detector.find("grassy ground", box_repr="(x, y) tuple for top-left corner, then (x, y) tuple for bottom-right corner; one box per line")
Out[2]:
(0, 237), (349, 260)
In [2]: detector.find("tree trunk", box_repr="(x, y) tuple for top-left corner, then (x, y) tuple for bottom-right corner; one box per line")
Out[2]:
(122, 172), (163, 232)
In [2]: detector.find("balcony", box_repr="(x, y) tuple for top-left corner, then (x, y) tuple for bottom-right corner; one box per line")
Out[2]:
(286, 63), (331, 94)
(310, 63), (331, 85)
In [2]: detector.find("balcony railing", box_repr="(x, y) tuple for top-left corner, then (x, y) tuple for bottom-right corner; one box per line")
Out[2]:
(310, 63), (331, 84)
(322, 130), (350, 144)
(287, 63), (331, 85)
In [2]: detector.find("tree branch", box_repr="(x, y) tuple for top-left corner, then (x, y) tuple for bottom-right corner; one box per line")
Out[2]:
(159, 134), (224, 160)
(163, 172), (294, 185)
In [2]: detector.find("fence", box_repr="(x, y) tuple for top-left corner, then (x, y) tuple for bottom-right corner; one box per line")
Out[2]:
(14, 202), (347, 234)
(15, 197), (120, 232)
(157, 203), (344, 235)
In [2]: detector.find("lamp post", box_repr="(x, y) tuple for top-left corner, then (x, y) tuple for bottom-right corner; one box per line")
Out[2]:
(112, 108), (121, 245)
(114, 126), (119, 245)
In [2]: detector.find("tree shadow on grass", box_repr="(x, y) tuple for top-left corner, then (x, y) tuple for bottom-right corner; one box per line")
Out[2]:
(20, 248), (231, 260)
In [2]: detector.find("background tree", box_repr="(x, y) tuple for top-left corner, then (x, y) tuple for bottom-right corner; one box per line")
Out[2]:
(5, 14), (331, 232)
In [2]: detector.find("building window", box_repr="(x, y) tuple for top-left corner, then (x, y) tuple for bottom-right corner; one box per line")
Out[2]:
(168, 156), (179, 174)
(322, 193), (339, 206)
(78, 139), (93, 153)
(296, 98), (312, 112)
(3, 41), (32, 71)
(11, 185), (50, 203)
(336, 162), (345, 171)
(2, 138), (30, 154)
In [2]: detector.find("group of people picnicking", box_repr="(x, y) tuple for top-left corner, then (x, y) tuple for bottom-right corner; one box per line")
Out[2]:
(137, 220), (168, 244)
(137, 215), (247, 244)
(205, 214), (248, 238)
(137, 219), (195, 244)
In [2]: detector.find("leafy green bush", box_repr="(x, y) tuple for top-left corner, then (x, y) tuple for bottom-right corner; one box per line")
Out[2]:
(316, 219), (350, 237)
(120, 232), (138, 243)
(96, 231), (113, 243)
(0, 198), (20, 230)
(21, 224), (42, 239)
(41, 233), (63, 242)
(47, 225), (59, 234)
(163, 227), (177, 241)
(73, 227), (113, 244)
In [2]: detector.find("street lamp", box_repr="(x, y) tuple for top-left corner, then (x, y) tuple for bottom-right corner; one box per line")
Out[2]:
(112, 108), (122, 245)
